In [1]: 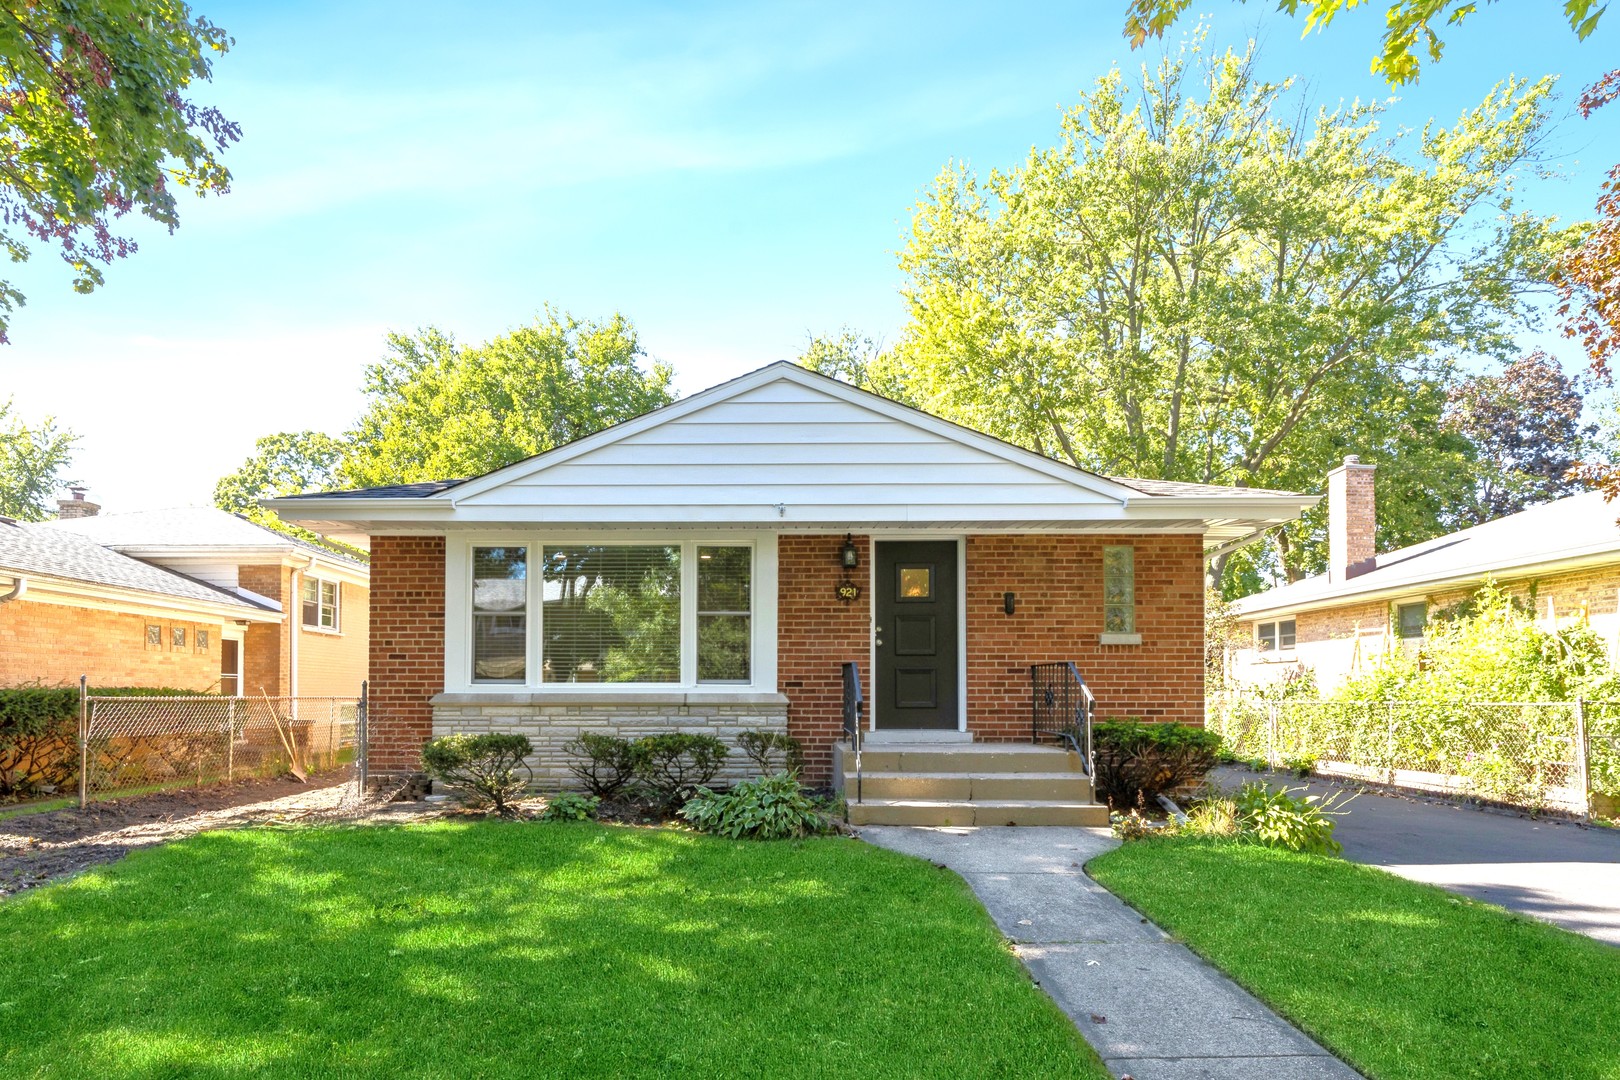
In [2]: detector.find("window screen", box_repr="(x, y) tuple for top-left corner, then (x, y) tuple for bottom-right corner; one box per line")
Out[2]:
(473, 547), (528, 682)
(542, 545), (681, 683)
(698, 546), (751, 682)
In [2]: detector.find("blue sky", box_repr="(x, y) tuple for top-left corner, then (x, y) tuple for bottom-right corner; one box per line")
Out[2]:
(2, 0), (1617, 509)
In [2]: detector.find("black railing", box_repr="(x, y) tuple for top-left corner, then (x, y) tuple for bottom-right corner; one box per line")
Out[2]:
(843, 661), (864, 806)
(1031, 662), (1095, 778)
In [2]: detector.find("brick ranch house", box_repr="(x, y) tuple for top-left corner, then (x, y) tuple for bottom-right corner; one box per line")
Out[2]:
(1230, 457), (1620, 692)
(0, 494), (369, 698)
(270, 363), (1313, 824)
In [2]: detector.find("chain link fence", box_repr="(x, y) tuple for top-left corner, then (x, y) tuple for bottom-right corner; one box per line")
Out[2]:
(1209, 694), (1620, 816)
(77, 692), (361, 806)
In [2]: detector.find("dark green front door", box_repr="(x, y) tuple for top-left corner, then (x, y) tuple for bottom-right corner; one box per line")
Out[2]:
(874, 540), (959, 730)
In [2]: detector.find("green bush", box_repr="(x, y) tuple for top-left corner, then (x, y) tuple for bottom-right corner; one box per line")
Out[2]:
(540, 791), (601, 822)
(563, 733), (642, 798)
(0, 685), (80, 798)
(1092, 719), (1222, 807)
(1231, 781), (1346, 855)
(633, 733), (728, 808)
(679, 772), (832, 840)
(421, 733), (533, 817)
(736, 730), (803, 777)
(1281, 753), (1317, 778)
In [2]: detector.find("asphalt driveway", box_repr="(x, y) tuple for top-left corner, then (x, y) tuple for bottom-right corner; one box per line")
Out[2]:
(1213, 766), (1620, 946)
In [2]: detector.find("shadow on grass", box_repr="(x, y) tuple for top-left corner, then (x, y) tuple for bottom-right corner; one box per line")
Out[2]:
(1, 822), (1106, 1079)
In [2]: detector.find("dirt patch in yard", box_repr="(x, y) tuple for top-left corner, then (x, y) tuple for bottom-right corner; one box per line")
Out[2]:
(0, 769), (377, 898)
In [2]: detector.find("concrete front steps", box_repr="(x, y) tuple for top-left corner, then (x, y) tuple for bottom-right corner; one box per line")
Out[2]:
(835, 741), (1108, 827)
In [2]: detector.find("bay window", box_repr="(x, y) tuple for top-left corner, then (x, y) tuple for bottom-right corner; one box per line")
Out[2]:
(464, 539), (757, 688)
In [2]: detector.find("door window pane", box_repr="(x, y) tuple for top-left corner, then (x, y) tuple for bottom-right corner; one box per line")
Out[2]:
(898, 566), (933, 600)
(473, 547), (528, 682)
(698, 546), (751, 683)
(543, 545), (680, 683)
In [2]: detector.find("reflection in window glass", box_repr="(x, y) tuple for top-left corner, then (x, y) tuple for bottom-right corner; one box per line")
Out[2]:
(698, 546), (751, 682)
(542, 546), (681, 683)
(898, 566), (932, 600)
(473, 547), (527, 682)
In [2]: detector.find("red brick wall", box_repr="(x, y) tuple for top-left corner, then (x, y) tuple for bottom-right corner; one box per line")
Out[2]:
(0, 598), (223, 690)
(966, 534), (1206, 738)
(368, 535), (446, 774)
(778, 534), (871, 785)
(239, 564), (288, 696)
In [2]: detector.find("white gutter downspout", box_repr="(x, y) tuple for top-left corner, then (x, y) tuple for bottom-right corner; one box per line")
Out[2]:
(0, 575), (26, 604)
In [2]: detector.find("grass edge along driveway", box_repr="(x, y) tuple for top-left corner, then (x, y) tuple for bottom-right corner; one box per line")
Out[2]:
(1088, 836), (1620, 1080)
(0, 821), (1109, 1079)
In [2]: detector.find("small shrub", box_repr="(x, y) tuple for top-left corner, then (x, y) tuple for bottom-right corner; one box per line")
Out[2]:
(1232, 781), (1347, 856)
(0, 685), (80, 799)
(540, 791), (601, 822)
(1243, 755), (1269, 772)
(1109, 807), (1159, 841)
(633, 733), (728, 808)
(1181, 792), (1241, 838)
(1281, 753), (1317, 779)
(564, 733), (642, 798)
(736, 730), (803, 778)
(679, 772), (832, 840)
(1093, 719), (1222, 807)
(421, 733), (533, 817)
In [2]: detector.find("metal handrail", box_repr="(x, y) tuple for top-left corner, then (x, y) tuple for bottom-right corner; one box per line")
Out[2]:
(843, 661), (864, 807)
(1030, 661), (1095, 779)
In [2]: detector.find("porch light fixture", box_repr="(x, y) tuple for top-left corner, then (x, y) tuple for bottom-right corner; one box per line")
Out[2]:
(840, 535), (860, 570)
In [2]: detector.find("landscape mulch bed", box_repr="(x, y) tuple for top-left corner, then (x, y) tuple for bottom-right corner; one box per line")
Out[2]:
(0, 770), (366, 897)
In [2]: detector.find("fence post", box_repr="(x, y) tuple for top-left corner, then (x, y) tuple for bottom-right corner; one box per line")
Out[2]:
(1266, 701), (1278, 768)
(78, 674), (88, 809)
(1575, 697), (1591, 819)
(227, 697), (236, 783)
(357, 680), (369, 794)
(1386, 700), (1397, 785)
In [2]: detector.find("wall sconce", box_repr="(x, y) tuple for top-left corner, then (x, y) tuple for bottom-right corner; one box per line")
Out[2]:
(1003, 592), (1017, 616)
(841, 534), (860, 570)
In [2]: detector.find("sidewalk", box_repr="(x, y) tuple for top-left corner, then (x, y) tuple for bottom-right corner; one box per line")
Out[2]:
(860, 826), (1360, 1080)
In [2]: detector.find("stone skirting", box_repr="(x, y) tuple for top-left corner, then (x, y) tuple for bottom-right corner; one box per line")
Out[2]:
(428, 692), (792, 790)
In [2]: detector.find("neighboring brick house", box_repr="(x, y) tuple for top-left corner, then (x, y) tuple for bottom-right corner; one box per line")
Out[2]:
(1229, 458), (1620, 692)
(270, 363), (1313, 823)
(0, 495), (371, 698)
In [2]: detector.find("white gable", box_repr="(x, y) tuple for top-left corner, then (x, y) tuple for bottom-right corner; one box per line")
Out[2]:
(447, 369), (1131, 525)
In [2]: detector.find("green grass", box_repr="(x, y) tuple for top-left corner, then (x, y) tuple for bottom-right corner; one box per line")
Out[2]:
(1089, 837), (1620, 1080)
(0, 822), (1106, 1079)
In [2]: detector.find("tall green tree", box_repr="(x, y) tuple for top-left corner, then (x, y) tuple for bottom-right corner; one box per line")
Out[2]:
(343, 311), (676, 486)
(1442, 352), (1593, 526)
(0, 400), (75, 521)
(879, 36), (1572, 592)
(213, 430), (348, 543)
(0, 1), (238, 341)
(1124, 0), (1607, 85)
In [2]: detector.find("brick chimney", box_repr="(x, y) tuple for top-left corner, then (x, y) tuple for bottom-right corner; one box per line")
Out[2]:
(1327, 456), (1375, 582)
(56, 485), (101, 519)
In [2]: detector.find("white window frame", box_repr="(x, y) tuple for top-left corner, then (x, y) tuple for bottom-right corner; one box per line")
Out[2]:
(445, 533), (778, 695)
(302, 576), (341, 632)
(1256, 618), (1296, 654)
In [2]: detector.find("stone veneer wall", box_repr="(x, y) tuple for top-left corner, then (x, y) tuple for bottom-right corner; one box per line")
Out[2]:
(430, 693), (791, 790)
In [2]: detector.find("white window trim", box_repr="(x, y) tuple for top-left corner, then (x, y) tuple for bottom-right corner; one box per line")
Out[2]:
(444, 532), (778, 695)
(1255, 617), (1297, 656)
(302, 576), (341, 633)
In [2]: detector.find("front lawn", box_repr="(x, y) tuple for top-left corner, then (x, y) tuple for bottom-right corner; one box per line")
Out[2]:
(0, 822), (1106, 1079)
(1089, 837), (1620, 1080)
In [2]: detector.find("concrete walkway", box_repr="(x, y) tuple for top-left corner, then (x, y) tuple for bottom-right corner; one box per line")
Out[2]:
(1212, 766), (1620, 945)
(861, 826), (1359, 1080)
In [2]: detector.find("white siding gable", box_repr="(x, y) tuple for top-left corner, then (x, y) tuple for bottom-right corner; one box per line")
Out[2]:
(450, 373), (1127, 525)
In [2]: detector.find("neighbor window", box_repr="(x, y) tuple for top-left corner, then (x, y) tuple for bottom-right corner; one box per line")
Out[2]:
(697, 546), (751, 683)
(146, 624), (162, 647)
(1396, 602), (1428, 640)
(1257, 618), (1296, 652)
(196, 629), (210, 652)
(1102, 546), (1135, 634)
(471, 547), (528, 682)
(543, 545), (681, 683)
(171, 626), (187, 648)
(302, 578), (340, 630)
